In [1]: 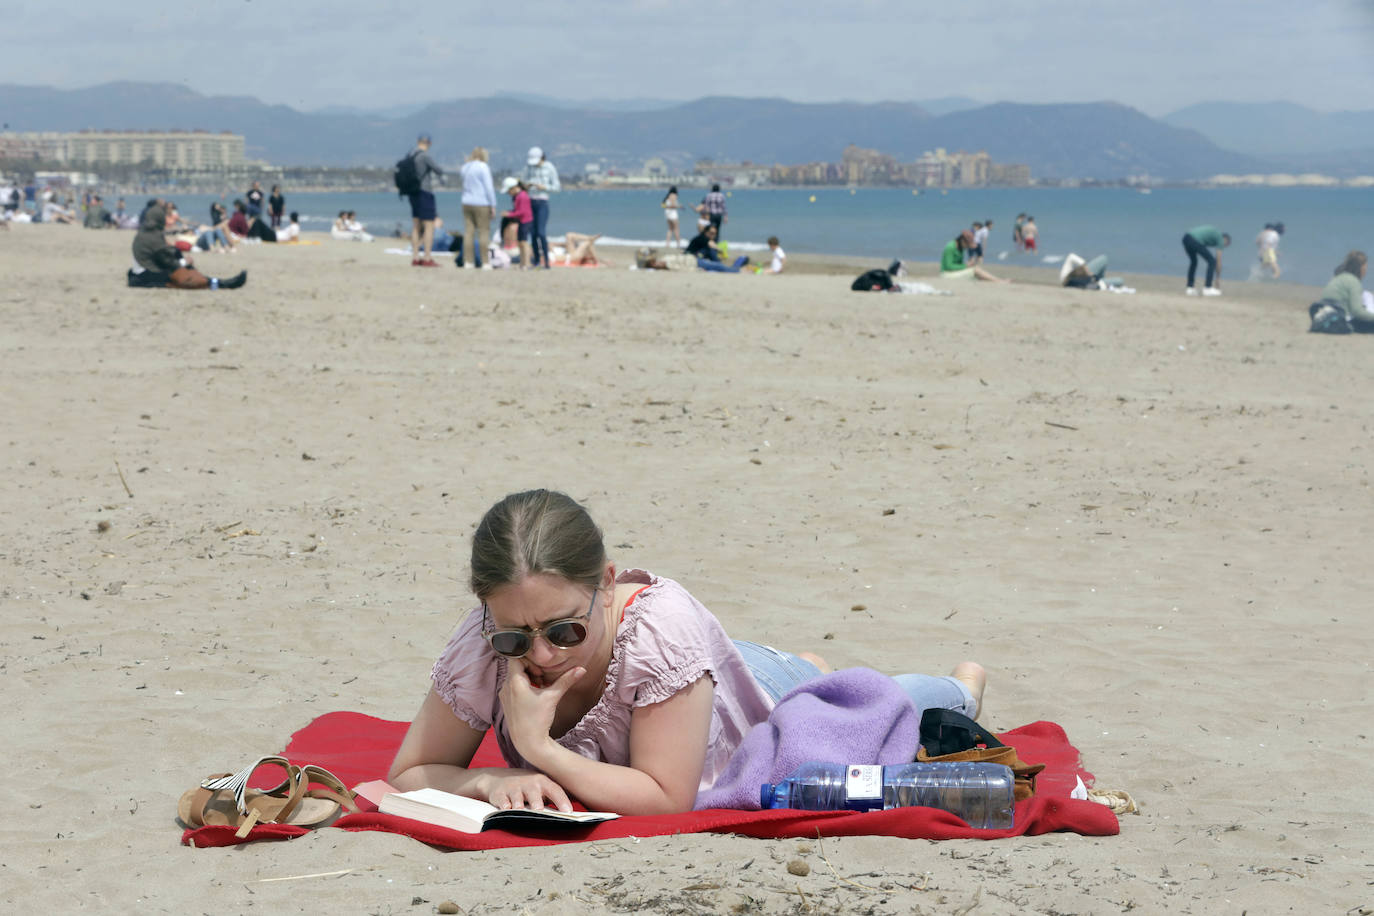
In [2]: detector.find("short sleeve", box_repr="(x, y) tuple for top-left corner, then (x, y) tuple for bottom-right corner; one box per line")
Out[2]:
(430, 607), (501, 733)
(614, 588), (716, 708)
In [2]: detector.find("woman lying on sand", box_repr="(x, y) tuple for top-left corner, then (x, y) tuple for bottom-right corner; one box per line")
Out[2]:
(389, 489), (984, 815)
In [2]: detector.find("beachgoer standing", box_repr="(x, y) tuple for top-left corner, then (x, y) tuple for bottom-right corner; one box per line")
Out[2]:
(1021, 216), (1038, 253)
(969, 222), (986, 265)
(407, 134), (444, 267)
(1012, 213), (1026, 249)
(521, 147), (560, 269)
(268, 185), (285, 229)
(245, 181), (265, 220)
(1257, 222), (1283, 280)
(1181, 225), (1230, 296)
(701, 184), (727, 237)
(662, 186), (682, 248)
(460, 147), (498, 270)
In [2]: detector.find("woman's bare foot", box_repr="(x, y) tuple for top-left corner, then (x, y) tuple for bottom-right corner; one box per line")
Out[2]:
(951, 661), (986, 719)
(798, 651), (832, 674)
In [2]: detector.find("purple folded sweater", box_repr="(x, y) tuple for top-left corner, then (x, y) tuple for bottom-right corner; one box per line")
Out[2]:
(694, 667), (920, 810)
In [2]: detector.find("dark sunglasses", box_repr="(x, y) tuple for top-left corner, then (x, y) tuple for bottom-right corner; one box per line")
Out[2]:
(481, 586), (599, 659)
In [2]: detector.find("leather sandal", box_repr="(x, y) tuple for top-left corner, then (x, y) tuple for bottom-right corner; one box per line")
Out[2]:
(178, 756), (357, 838)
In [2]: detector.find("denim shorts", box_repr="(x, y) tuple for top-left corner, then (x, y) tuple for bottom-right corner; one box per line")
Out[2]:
(733, 640), (978, 717)
(733, 640), (822, 703)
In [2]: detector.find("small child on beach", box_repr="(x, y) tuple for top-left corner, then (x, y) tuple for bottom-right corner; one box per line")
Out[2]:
(763, 236), (785, 274)
(501, 177), (534, 269)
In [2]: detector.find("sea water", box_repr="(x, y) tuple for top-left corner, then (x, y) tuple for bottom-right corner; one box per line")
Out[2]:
(164, 186), (1373, 287)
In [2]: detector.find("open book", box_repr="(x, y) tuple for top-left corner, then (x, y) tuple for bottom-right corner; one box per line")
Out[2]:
(375, 786), (619, 834)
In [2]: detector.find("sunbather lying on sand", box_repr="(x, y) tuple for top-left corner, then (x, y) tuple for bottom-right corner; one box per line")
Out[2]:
(389, 489), (985, 815)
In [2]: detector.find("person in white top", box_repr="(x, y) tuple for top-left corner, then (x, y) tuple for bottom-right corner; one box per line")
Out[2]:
(331, 210), (372, 242)
(1256, 222), (1283, 279)
(277, 211), (302, 242)
(765, 236), (786, 274)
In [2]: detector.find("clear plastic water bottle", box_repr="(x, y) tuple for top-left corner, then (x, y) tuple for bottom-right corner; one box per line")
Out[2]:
(759, 761), (1016, 829)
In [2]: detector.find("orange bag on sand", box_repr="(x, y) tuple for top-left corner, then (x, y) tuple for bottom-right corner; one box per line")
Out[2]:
(919, 709), (1046, 801)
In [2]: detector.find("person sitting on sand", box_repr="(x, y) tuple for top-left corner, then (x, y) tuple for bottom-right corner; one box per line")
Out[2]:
(763, 236), (786, 274)
(686, 224), (750, 273)
(228, 199), (277, 242)
(940, 230), (1009, 283)
(388, 489), (986, 815)
(1310, 251), (1371, 333)
(41, 196), (77, 224)
(331, 210), (374, 242)
(83, 195), (113, 229)
(562, 232), (603, 266)
(685, 224), (721, 260)
(277, 211), (302, 242)
(127, 200), (246, 290)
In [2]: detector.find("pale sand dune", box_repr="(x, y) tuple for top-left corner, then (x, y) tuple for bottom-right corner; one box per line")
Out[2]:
(1, 224), (1368, 914)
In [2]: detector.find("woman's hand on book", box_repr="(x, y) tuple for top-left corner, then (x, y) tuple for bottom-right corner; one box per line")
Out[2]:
(481, 769), (573, 813)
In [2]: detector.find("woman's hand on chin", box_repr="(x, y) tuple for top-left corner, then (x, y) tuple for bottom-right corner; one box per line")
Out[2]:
(499, 659), (585, 761)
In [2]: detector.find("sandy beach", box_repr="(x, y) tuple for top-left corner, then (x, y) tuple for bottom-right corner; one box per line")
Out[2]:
(2, 223), (1369, 914)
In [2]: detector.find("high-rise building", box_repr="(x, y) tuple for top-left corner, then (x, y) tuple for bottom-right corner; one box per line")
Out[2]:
(0, 130), (247, 168)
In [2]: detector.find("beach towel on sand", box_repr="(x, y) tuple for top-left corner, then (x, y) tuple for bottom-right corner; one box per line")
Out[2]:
(181, 709), (1118, 849)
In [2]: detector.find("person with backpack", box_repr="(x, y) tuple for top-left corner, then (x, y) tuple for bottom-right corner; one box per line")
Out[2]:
(398, 134), (444, 267)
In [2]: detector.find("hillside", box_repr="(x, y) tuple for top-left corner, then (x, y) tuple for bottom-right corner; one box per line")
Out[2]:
(1, 82), (1268, 179)
(1163, 101), (1374, 159)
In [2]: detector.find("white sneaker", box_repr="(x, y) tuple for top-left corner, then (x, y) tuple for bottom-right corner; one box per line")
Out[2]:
(1185, 287), (1199, 296)
(462, 263), (474, 270)
(1202, 287), (1222, 297)
(480, 264), (492, 271)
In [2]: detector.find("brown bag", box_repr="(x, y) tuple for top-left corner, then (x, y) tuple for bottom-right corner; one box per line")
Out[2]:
(916, 745), (1046, 802)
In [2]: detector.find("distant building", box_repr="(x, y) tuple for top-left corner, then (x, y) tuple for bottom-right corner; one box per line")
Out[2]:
(0, 130), (247, 169)
(692, 158), (771, 186)
(988, 162), (1031, 186)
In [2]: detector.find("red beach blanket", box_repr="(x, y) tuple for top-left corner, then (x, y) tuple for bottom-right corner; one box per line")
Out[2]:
(181, 712), (1118, 849)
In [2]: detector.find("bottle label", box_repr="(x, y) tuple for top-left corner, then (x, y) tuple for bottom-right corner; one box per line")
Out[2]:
(845, 765), (882, 802)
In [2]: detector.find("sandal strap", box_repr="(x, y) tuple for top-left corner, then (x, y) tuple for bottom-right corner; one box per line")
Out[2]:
(198, 755), (294, 816)
(294, 764), (360, 814)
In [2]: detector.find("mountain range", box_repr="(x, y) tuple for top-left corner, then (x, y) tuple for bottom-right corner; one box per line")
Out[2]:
(2, 82), (1369, 179)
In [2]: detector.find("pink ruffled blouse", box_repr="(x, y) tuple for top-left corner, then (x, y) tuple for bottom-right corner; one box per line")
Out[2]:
(430, 569), (773, 792)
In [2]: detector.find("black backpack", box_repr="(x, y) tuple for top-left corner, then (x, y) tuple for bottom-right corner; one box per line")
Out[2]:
(850, 268), (894, 292)
(394, 152), (421, 196)
(1308, 300), (1352, 334)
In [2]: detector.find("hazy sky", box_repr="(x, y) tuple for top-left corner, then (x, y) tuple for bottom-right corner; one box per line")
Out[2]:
(10, 0), (1373, 115)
